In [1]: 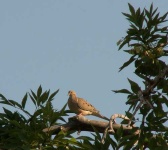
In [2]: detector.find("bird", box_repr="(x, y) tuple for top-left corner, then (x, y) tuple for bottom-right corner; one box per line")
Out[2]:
(67, 90), (110, 121)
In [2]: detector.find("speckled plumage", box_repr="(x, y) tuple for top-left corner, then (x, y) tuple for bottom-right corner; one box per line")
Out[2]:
(68, 90), (109, 121)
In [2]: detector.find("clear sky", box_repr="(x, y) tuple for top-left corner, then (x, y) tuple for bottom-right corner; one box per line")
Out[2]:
(0, 1), (168, 123)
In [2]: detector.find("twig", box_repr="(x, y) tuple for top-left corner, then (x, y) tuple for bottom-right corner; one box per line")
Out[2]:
(101, 114), (134, 143)
(127, 90), (151, 126)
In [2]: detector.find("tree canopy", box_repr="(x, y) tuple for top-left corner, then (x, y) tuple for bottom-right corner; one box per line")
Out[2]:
(0, 3), (168, 150)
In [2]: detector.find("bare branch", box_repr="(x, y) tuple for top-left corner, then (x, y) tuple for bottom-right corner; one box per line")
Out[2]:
(102, 114), (135, 143)
(43, 116), (134, 136)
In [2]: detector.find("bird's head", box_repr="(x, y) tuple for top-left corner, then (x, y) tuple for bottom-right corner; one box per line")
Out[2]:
(68, 90), (77, 97)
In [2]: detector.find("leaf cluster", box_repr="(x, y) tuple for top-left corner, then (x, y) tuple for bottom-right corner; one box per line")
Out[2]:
(1, 86), (117, 150)
(0, 86), (70, 149)
(115, 3), (168, 149)
(118, 3), (168, 76)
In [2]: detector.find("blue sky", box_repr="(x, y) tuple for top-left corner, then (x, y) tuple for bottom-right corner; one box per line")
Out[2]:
(0, 1), (168, 123)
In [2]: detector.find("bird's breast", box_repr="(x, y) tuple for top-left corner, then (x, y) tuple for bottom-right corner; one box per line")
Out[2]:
(68, 98), (79, 113)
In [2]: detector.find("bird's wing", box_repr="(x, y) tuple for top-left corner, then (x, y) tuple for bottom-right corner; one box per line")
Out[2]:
(77, 97), (99, 114)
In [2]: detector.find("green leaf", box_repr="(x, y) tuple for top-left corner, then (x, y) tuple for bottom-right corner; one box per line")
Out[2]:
(30, 90), (37, 100)
(161, 95), (168, 107)
(0, 94), (13, 106)
(122, 12), (132, 19)
(0, 99), (12, 106)
(123, 135), (139, 150)
(161, 26), (168, 32)
(21, 93), (28, 109)
(21, 109), (31, 117)
(39, 91), (50, 104)
(114, 125), (123, 141)
(145, 9), (150, 20)
(37, 85), (42, 98)
(45, 101), (53, 113)
(117, 39), (123, 46)
(119, 55), (136, 71)
(3, 107), (13, 118)
(48, 89), (59, 101)
(102, 133), (111, 150)
(59, 103), (67, 114)
(10, 120), (21, 127)
(125, 111), (134, 120)
(136, 8), (140, 18)
(29, 93), (36, 106)
(31, 108), (43, 119)
(160, 12), (168, 22)
(91, 126), (101, 141)
(8, 99), (22, 109)
(128, 78), (140, 94)
(127, 96), (138, 111)
(0, 93), (8, 101)
(130, 23), (139, 30)
(153, 13), (160, 23)
(152, 7), (158, 17)
(112, 89), (132, 94)
(77, 136), (94, 141)
(128, 3), (135, 16)
(108, 136), (117, 149)
(150, 3), (153, 15)
(118, 36), (130, 50)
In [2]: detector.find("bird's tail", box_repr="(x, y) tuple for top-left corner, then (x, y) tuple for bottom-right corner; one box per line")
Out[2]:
(94, 113), (110, 121)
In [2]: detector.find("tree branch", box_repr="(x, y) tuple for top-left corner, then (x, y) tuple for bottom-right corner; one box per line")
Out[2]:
(143, 65), (168, 96)
(43, 116), (135, 136)
(127, 65), (168, 105)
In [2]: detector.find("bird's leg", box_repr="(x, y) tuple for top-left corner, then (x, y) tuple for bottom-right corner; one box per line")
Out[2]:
(77, 113), (82, 116)
(76, 112), (84, 117)
(76, 114), (82, 135)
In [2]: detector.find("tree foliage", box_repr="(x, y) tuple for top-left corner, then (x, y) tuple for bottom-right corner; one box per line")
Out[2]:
(0, 3), (168, 150)
(115, 3), (168, 149)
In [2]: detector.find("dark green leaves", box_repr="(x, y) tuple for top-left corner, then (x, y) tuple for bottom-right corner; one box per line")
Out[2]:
(128, 78), (140, 94)
(3, 107), (13, 118)
(118, 3), (168, 72)
(48, 89), (59, 101)
(128, 3), (135, 16)
(0, 86), (70, 149)
(116, 3), (168, 149)
(28, 86), (59, 108)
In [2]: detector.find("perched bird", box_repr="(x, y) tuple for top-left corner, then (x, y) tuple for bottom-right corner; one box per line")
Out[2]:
(68, 90), (109, 121)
